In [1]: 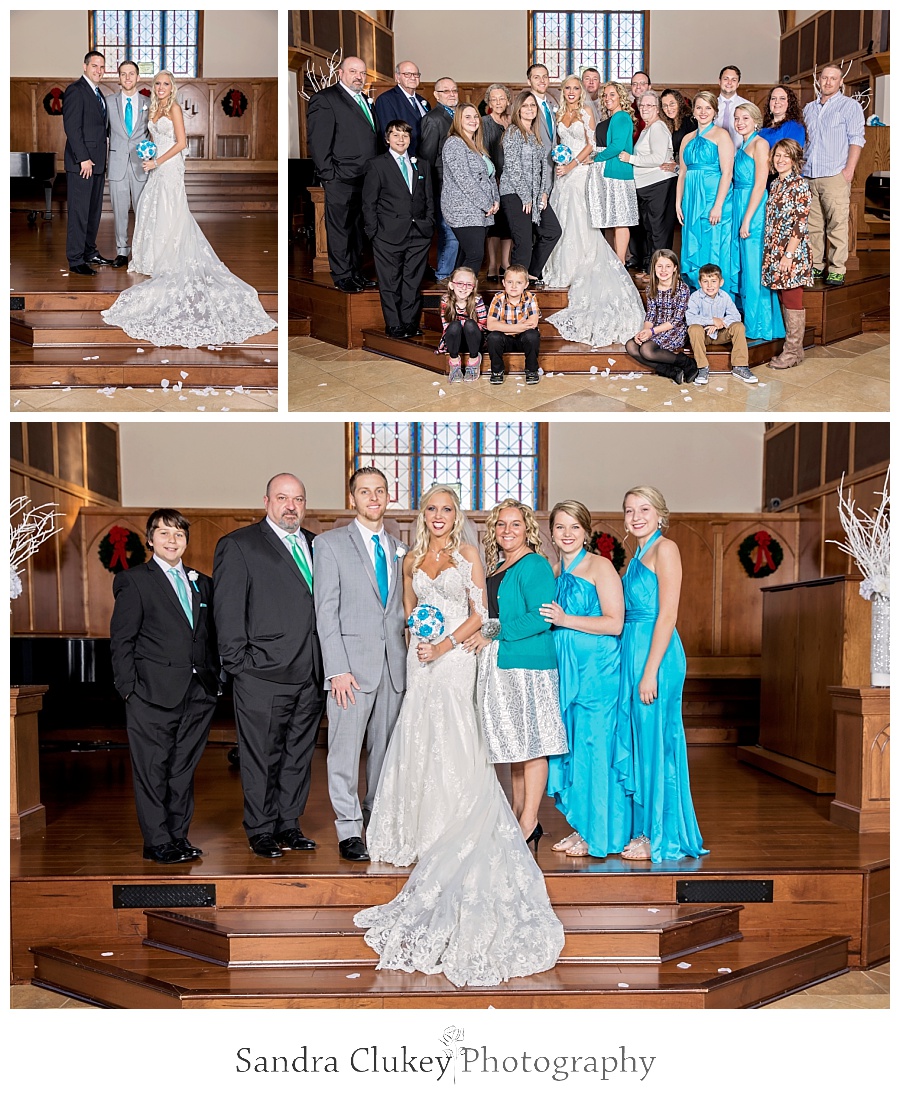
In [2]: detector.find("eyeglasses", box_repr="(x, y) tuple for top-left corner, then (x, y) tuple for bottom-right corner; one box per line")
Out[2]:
(451, 281), (475, 288)
(399, 70), (421, 78)
(435, 87), (457, 96)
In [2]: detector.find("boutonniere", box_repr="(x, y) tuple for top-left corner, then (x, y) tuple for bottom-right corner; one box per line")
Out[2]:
(410, 156), (417, 165)
(394, 547), (407, 563)
(187, 569), (199, 593)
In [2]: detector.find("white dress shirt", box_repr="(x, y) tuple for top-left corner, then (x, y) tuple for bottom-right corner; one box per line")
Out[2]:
(716, 93), (749, 147)
(266, 517), (312, 572)
(405, 91), (427, 117)
(389, 148), (414, 189)
(355, 519), (393, 595)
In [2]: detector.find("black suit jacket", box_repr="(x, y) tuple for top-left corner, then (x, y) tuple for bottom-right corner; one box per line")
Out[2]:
(373, 85), (431, 154)
(418, 106), (453, 188)
(307, 83), (382, 185)
(213, 521), (323, 685)
(110, 561), (219, 708)
(63, 76), (109, 174)
(362, 152), (434, 245)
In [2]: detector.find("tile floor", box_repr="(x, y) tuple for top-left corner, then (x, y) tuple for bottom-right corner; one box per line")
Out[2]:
(10, 386), (277, 414)
(10, 962), (889, 1009)
(288, 333), (889, 414)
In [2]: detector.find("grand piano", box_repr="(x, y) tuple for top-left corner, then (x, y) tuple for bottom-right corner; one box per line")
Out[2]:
(10, 151), (57, 223)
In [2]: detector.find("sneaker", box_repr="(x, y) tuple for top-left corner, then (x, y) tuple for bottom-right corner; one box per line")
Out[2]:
(693, 366), (709, 386)
(490, 372), (504, 385)
(732, 365), (758, 384)
(812, 267), (825, 280)
(463, 357), (480, 381)
(825, 271), (845, 288)
(525, 372), (540, 385)
(448, 365), (464, 383)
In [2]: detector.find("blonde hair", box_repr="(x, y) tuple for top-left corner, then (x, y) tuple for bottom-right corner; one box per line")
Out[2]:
(442, 266), (480, 325)
(149, 69), (178, 118)
(734, 101), (763, 131)
(448, 103), (486, 155)
(603, 81), (635, 121)
(549, 500), (594, 550)
(556, 75), (585, 118)
(693, 90), (719, 116)
(483, 498), (545, 572)
(622, 486), (670, 533)
(410, 485), (467, 570)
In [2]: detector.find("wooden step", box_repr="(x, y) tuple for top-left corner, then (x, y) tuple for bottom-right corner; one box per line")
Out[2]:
(861, 307), (889, 333)
(29, 933), (849, 1008)
(288, 310), (311, 336)
(11, 310), (277, 349)
(143, 903), (743, 968)
(12, 290), (277, 312)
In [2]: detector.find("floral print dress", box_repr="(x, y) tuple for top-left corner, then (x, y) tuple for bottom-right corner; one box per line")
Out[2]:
(643, 281), (690, 352)
(761, 170), (813, 290)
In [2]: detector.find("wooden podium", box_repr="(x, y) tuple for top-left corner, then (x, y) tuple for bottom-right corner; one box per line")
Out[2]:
(829, 687), (890, 833)
(10, 684), (48, 839)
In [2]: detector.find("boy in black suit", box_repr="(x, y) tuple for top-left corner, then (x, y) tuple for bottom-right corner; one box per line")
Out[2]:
(110, 510), (220, 864)
(362, 119), (435, 338)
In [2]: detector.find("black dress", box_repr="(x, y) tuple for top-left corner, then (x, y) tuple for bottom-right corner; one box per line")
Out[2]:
(483, 115), (511, 240)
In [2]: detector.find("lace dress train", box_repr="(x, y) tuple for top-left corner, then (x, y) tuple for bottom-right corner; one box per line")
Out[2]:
(356, 557), (565, 987)
(100, 117), (276, 348)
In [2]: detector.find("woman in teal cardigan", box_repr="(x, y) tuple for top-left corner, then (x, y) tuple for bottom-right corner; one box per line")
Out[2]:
(472, 500), (567, 854)
(587, 82), (639, 263)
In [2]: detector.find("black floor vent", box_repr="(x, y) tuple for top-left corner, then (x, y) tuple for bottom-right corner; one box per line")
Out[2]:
(112, 883), (216, 909)
(677, 879), (773, 904)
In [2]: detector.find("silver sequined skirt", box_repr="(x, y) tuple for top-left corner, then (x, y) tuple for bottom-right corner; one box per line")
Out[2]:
(586, 160), (639, 228)
(477, 641), (568, 763)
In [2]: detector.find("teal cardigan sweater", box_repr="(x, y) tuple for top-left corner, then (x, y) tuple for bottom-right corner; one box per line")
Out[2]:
(593, 110), (634, 181)
(495, 552), (558, 671)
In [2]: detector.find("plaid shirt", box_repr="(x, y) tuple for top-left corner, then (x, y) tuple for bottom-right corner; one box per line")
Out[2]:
(488, 290), (540, 327)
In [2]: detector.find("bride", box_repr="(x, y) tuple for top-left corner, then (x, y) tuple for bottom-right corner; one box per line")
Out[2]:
(542, 75), (644, 347)
(356, 485), (564, 987)
(101, 70), (275, 348)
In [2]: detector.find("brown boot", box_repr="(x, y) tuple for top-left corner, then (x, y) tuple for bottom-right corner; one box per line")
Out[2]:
(769, 309), (806, 370)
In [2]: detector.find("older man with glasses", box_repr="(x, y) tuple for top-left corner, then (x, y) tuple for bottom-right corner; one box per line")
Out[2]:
(374, 60), (431, 154)
(419, 77), (461, 282)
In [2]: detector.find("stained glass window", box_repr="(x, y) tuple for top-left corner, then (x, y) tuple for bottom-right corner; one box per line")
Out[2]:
(531, 10), (644, 82)
(352, 424), (542, 510)
(92, 10), (200, 78)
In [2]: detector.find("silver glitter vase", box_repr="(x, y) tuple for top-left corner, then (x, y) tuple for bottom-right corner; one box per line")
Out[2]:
(870, 592), (890, 687)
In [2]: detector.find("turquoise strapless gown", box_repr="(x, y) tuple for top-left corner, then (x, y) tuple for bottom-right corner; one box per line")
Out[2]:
(615, 532), (708, 862)
(547, 550), (632, 856)
(680, 123), (736, 293)
(733, 135), (785, 341)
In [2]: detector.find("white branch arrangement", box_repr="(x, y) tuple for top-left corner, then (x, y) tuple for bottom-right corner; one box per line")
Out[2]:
(9, 496), (64, 600)
(828, 470), (890, 600)
(300, 49), (342, 101)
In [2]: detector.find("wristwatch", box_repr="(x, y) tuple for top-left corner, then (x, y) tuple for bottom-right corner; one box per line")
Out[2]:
(784, 250), (795, 258)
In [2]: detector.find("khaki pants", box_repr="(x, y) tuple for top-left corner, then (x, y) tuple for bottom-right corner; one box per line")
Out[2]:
(807, 173), (851, 275)
(688, 322), (749, 368)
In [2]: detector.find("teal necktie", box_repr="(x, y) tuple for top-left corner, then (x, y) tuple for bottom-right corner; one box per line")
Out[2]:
(356, 92), (375, 130)
(372, 535), (389, 606)
(542, 100), (554, 139)
(286, 534), (313, 593)
(399, 155), (411, 190)
(170, 568), (193, 626)
(125, 97), (133, 135)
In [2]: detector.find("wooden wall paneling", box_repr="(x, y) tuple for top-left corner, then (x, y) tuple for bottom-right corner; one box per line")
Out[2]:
(796, 422), (823, 495)
(718, 519), (798, 658)
(796, 581), (846, 772)
(796, 497), (825, 582)
(252, 79), (278, 162)
(824, 421), (851, 484)
(10, 80), (37, 152)
(26, 478), (62, 634)
(665, 519), (716, 657)
(10, 471), (32, 637)
(57, 488), (88, 637)
(182, 80), (212, 159)
(759, 586), (800, 761)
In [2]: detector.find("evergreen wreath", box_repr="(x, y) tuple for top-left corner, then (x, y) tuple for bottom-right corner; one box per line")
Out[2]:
(737, 530), (783, 579)
(221, 88), (249, 117)
(589, 529), (626, 573)
(98, 525), (146, 573)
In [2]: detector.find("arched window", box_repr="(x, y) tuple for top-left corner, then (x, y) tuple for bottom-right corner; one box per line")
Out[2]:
(91, 10), (201, 79)
(530, 10), (645, 83)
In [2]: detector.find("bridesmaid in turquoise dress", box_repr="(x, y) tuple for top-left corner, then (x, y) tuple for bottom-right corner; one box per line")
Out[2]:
(615, 487), (708, 863)
(676, 91), (736, 293)
(540, 501), (630, 858)
(732, 103), (785, 341)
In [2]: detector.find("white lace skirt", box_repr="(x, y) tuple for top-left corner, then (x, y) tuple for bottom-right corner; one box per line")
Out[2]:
(477, 641), (568, 762)
(587, 161), (639, 228)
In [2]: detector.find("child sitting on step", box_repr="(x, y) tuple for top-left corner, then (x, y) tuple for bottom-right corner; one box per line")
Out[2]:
(438, 266), (487, 383)
(624, 249), (697, 385)
(685, 263), (756, 385)
(485, 265), (542, 384)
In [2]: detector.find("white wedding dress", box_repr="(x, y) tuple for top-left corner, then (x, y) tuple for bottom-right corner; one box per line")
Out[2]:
(356, 554), (565, 987)
(542, 113), (645, 347)
(100, 116), (276, 348)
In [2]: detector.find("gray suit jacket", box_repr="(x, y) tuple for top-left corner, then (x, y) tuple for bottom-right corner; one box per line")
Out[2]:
(313, 522), (407, 694)
(106, 91), (150, 181)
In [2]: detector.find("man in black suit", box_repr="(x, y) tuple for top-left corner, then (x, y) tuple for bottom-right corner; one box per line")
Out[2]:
(110, 510), (220, 864)
(307, 56), (382, 294)
(418, 77), (460, 282)
(63, 50), (113, 275)
(213, 474), (325, 859)
(373, 60), (430, 154)
(363, 120), (434, 338)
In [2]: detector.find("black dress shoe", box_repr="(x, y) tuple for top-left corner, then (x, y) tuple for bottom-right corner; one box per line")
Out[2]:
(85, 252), (114, 265)
(275, 828), (316, 851)
(353, 274), (377, 289)
(172, 838), (203, 859)
(335, 277), (362, 293)
(248, 833), (284, 858)
(339, 836), (370, 861)
(143, 842), (192, 864)
(69, 264), (97, 276)
(404, 322), (424, 337)
(111, 254), (129, 268)
(385, 325), (408, 338)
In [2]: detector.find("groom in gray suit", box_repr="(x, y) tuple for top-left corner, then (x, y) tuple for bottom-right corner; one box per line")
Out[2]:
(106, 60), (149, 267)
(313, 467), (407, 861)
